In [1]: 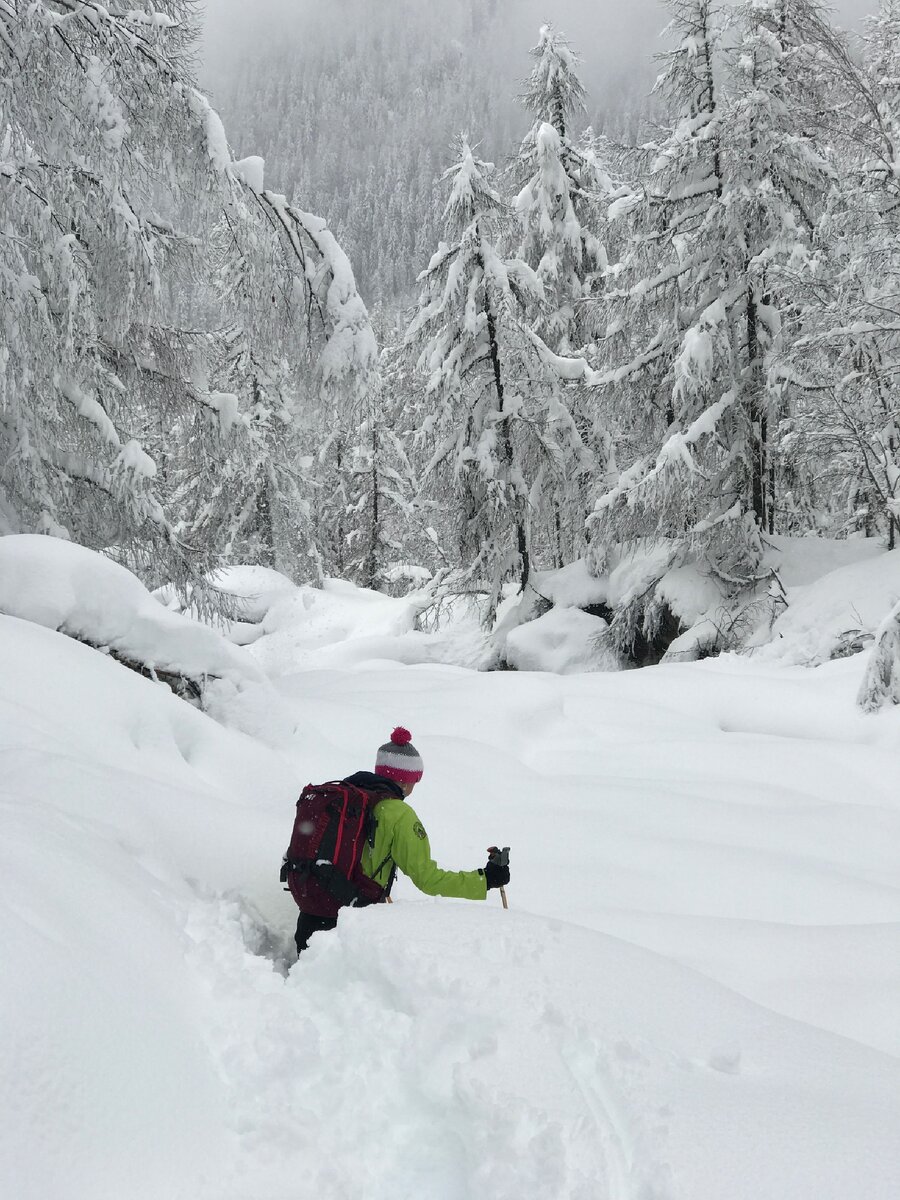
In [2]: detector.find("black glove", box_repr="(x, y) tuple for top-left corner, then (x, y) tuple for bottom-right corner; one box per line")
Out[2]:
(484, 846), (510, 890)
(484, 860), (510, 889)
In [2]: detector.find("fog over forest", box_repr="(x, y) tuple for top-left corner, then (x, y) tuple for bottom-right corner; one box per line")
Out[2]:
(200, 0), (873, 85)
(200, 0), (874, 106)
(198, 0), (880, 309)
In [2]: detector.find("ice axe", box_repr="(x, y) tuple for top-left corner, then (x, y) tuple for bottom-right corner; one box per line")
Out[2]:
(487, 845), (510, 910)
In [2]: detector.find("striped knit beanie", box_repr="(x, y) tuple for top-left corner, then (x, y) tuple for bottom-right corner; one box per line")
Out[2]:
(374, 727), (424, 786)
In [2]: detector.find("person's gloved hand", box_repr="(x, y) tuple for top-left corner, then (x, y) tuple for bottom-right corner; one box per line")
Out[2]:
(484, 859), (510, 889)
(484, 847), (510, 890)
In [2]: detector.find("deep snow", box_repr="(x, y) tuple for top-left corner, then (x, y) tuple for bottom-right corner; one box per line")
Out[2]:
(2, 539), (900, 1199)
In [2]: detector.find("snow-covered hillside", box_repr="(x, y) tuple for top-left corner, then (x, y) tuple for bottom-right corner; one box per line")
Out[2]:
(2, 541), (899, 1199)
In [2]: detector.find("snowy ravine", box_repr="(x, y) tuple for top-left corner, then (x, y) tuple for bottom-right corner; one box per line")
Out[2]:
(2, 581), (900, 1198)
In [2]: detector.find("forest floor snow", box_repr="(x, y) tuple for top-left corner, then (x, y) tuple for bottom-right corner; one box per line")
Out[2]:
(2, 549), (900, 1199)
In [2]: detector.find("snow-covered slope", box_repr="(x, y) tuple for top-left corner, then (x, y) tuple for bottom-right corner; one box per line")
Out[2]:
(759, 545), (900, 665)
(0, 535), (263, 683)
(0, 615), (297, 1200)
(2, 553), (900, 1199)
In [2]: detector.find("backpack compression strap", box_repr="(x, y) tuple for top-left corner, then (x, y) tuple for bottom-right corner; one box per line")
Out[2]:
(282, 857), (368, 907)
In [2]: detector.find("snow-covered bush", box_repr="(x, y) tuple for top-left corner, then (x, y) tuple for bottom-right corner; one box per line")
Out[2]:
(858, 600), (900, 712)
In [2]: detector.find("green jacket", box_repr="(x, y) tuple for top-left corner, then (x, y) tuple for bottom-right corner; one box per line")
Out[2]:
(360, 794), (487, 901)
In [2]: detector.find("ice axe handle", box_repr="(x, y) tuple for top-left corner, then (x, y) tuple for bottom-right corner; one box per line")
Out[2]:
(487, 846), (510, 910)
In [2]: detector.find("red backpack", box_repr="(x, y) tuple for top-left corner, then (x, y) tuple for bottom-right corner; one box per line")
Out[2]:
(280, 781), (389, 917)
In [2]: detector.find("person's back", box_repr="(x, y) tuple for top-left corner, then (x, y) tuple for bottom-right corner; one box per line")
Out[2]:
(292, 727), (509, 955)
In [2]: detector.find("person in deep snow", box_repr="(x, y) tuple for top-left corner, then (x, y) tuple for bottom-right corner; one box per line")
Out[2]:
(293, 727), (510, 954)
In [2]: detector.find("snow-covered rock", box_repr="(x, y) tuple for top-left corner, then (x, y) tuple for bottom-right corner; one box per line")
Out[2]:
(505, 605), (617, 673)
(527, 538), (896, 672)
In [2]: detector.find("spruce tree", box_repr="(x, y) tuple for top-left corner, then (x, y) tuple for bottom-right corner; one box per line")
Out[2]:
(588, 0), (832, 625)
(513, 25), (611, 355)
(0, 2), (375, 593)
(0, 2), (207, 572)
(404, 137), (587, 625)
(786, 1), (900, 547)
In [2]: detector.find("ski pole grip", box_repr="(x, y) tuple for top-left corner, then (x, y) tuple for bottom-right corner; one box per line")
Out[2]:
(487, 845), (510, 868)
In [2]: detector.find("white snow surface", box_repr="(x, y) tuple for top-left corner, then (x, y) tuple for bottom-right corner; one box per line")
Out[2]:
(756, 545), (900, 664)
(0, 535), (262, 683)
(2, 541), (900, 1199)
(764, 531), (885, 586)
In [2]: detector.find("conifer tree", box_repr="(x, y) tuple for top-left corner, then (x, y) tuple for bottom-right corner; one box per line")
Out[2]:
(587, 0), (727, 598)
(588, 0), (832, 620)
(0, 2), (206, 572)
(405, 137), (588, 624)
(786, 0), (900, 547)
(0, 2), (375, 592)
(513, 25), (611, 354)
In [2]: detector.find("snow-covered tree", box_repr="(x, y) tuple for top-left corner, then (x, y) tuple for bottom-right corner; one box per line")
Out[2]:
(784, 1), (900, 547)
(170, 145), (377, 583)
(585, 0), (728, 607)
(404, 137), (590, 624)
(508, 26), (619, 570)
(513, 25), (611, 354)
(0, 2), (206, 572)
(0, 2), (375, 592)
(339, 375), (420, 591)
(587, 0), (833, 617)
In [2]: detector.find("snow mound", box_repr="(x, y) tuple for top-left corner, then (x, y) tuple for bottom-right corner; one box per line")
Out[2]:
(154, 564), (298, 630)
(530, 558), (609, 608)
(0, 535), (263, 684)
(0, 615), (298, 1200)
(247, 577), (468, 672)
(505, 605), (618, 673)
(756, 547), (900, 665)
(204, 565), (298, 622)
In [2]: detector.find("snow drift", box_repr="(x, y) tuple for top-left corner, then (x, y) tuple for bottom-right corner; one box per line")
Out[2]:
(0, 535), (262, 685)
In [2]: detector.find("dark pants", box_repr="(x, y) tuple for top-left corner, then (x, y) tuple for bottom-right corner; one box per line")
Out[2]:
(295, 911), (338, 956)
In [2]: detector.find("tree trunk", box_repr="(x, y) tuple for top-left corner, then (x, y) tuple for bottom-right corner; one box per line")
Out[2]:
(746, 288), (768, 530)
(258, 474), (276, 569)
(367, 421), (380, 590)
(483, 278), (530, 593)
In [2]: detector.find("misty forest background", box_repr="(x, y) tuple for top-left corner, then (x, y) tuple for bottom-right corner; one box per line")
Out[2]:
(4, 0), (900, 671)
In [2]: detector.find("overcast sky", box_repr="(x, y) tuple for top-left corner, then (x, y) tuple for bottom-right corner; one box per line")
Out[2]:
(199, 0), (878, 91)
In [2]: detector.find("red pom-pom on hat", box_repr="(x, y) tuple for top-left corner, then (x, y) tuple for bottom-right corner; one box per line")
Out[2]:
(391, 726), (413, 746)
